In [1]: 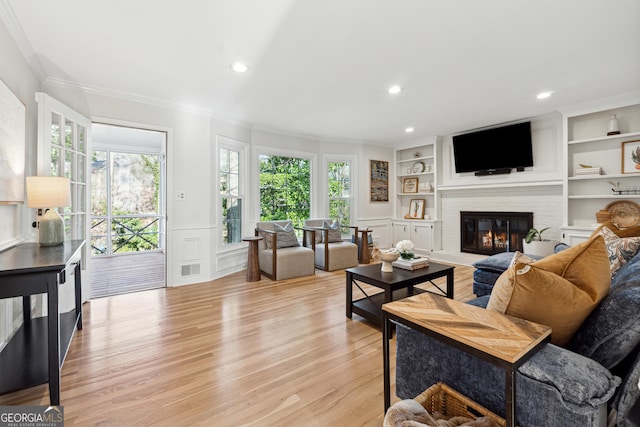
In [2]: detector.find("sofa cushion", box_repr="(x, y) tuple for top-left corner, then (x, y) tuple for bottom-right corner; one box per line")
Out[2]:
(323, 220), (343, 243)
(487, 235), (611, 347)
(531, 234), (610, 300)
(508, 251), (537, 267)
(472, 251), (515, 273)
(262, 222), (299, 249)
(595, 226), (640, 277)
(569, 253), (640, 369)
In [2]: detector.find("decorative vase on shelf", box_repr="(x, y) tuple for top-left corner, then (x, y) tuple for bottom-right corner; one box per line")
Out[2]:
(379, 250), (399, 272)
(608, 115), (621, 136)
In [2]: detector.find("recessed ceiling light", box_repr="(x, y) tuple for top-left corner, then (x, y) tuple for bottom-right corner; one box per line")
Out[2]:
(537, 91), (554, 99)
(230, 62), (249, 73)
(388, 85), (402, 95)
(405, 127), (415, 133)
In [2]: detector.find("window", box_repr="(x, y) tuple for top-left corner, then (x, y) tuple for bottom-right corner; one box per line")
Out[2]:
(219, 146), (242, 245)
(259, 154), (311, 229)
(328, 161), (352, 228)
(90, 149), (163, 256)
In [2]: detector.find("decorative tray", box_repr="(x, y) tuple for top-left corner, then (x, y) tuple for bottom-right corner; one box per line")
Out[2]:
(605, 200), (640, 228)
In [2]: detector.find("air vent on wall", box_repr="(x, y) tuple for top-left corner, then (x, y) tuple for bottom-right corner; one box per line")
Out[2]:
(181, 264), (201, 276)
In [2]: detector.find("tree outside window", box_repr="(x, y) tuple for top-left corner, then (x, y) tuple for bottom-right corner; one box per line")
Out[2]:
(259, 154), (311, 230)
(220, 147), (242, 244)
(328, 161), (351, 234)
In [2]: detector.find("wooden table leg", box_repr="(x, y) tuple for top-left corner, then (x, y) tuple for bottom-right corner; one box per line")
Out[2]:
(359, 229), (371, 264)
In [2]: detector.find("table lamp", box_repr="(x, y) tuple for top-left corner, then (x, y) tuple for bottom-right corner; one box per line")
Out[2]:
(26, 176), (71, 246)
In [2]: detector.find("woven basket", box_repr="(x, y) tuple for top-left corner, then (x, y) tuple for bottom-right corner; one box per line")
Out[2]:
(595, 209), (612, 223)
(414, 382), (506, 426)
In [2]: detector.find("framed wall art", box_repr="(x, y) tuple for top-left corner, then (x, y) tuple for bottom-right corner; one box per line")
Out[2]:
(621, 140), (640, 174)
(370, 159), (389, 202)
(0, 79), (26, 204)
(409, 199), (425, 219)
(402, 177), (418, 193)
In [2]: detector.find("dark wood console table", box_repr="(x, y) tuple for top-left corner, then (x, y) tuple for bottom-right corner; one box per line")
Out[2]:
(0, 240), (85, 405)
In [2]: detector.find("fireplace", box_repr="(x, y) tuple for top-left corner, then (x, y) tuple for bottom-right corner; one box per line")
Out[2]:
(460, 211), (533, 255)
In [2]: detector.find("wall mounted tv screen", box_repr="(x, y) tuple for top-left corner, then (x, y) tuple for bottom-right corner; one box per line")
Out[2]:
(452, 121), (533, 174)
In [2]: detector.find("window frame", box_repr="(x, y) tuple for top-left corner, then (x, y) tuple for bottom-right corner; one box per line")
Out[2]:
(216, 136), (248, 249)
(324, 154), (357, 230)
(255, 146), (317, 228)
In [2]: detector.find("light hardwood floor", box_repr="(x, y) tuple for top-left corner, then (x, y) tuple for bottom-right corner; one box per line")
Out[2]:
(0, 261), (474, 426)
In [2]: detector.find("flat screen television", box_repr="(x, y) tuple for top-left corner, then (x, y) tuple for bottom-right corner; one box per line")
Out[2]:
(452, 121), (533, 175)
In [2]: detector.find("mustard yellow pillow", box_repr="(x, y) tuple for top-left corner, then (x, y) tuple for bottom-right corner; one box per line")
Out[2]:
(531, 234), (610, 302)
(487, 235), (611, 347)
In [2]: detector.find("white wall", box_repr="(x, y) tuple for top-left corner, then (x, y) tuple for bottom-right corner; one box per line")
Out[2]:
(0, 17), (41, 349)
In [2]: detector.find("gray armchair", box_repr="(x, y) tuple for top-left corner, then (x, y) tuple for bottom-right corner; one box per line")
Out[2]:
(255, 220), (315, 280)
(302, 219), (359, 271)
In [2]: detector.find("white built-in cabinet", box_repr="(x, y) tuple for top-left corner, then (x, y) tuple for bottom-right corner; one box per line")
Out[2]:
(561, 96), (640, 244)
(391, 139), (442, 253)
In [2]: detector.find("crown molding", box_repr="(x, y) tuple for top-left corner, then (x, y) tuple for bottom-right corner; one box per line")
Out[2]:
(0, 0), (47, 81)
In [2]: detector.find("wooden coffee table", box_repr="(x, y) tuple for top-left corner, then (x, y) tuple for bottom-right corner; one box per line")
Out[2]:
(382, 292), (551, 427)
(345, 262), (454, 327)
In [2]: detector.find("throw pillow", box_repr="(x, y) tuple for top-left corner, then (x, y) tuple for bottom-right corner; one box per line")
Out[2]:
(531, 234), (610, 301)
(487, 235), (611, 347)
(591, 221), (640, 239)
(274, 222), (299, 248)
(596, 226), (640, 277)
(323, 220), (343, 243)
(263, 222), (299, 249)
(508, 251), (537, 268)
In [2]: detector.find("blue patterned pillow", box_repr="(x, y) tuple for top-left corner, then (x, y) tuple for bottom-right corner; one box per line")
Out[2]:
(598, 226), (640, 277)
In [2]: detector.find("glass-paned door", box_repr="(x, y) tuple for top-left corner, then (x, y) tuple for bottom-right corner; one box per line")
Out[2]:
(90, 123), (166, 298)
(36, 93), (91, 304)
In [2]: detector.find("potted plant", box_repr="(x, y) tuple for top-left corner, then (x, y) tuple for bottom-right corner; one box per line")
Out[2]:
(522, 227), (559, 257)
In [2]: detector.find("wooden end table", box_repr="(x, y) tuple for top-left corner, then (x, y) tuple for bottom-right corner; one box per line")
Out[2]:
(346, 262), (454, 327)
(242, 236), (263, 282)
(382, 292), (551, 427)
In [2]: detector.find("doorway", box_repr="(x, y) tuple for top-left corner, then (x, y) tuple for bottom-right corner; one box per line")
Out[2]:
(89, 123), (167, 298)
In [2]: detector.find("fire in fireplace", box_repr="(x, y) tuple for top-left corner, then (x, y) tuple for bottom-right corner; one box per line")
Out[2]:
(461, 211), (533, 255)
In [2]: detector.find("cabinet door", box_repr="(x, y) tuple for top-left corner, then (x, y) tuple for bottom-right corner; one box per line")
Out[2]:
(412, 224), (433, 252)
(561, 227), (593, 246)
(392, 223), (409, 245)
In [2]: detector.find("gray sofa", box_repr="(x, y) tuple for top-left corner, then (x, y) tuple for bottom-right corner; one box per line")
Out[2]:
(395, 249), (640, 426)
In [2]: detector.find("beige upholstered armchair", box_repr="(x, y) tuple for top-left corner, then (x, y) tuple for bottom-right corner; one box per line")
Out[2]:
(302, 219), (359, 271)
(255, 220), (315, 280)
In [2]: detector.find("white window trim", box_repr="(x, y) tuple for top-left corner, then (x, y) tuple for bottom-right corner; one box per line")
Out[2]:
(323, 154), (357, 222)
(216, 135), (249, 251)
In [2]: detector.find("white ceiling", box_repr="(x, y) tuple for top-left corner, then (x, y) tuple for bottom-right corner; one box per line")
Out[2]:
(3, 0), (640, 145)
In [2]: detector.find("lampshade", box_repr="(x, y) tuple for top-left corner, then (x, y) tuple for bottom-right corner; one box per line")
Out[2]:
(26, 176), (71, 246)
(26, 176), (71, 208)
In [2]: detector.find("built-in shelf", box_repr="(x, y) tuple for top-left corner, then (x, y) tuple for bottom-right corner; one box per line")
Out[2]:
(398, 172), (434, 178)
(568, 130), (640, 145)
(399, 192), (435, 196)
(568, 173), (639, 181)
(568, 194), (640, 199)
(397, 155), (434, 164)
(439, 180), (563, 192)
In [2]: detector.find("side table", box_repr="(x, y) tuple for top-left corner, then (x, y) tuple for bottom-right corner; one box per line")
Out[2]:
(242, 236), (263, 282)
(382, 293), (551, 427)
